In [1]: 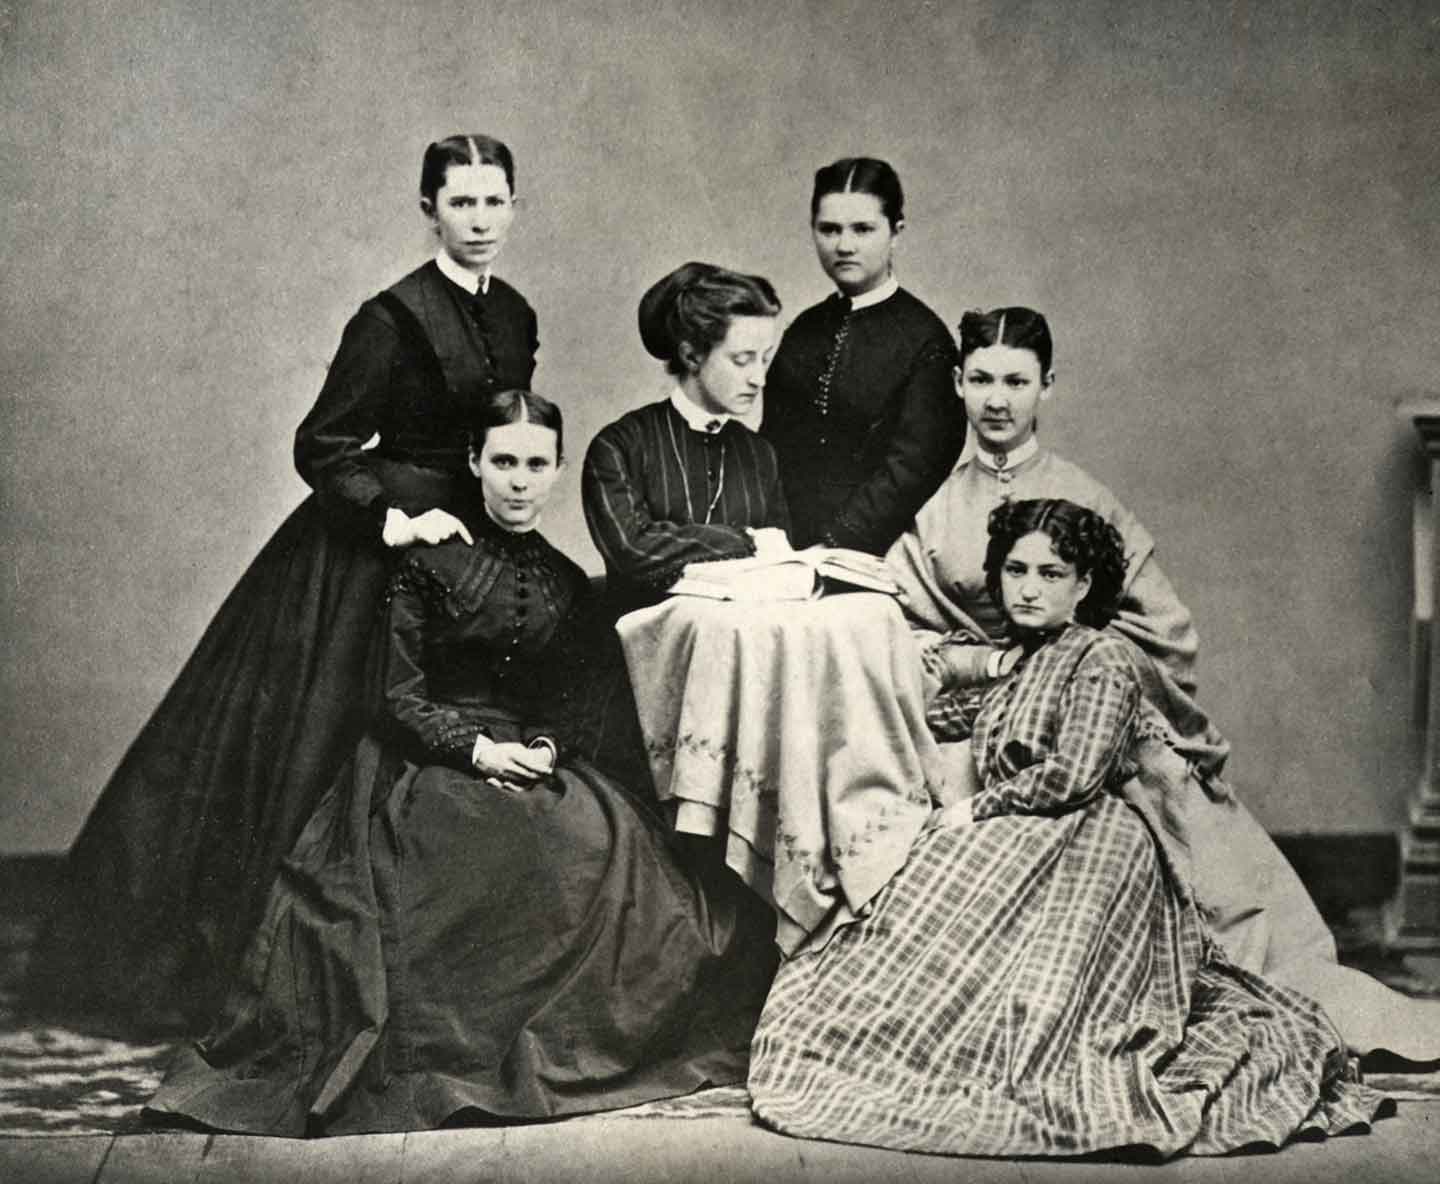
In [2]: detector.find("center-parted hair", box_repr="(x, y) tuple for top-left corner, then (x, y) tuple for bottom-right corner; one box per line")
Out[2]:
(983, 498), (1127, 629)
(420, 134), (516, 204)
(810, 157), (905, 228)
(637, 262), (782, 377)
(958, 307), (1054, 374)
(468, 388), (564, 461)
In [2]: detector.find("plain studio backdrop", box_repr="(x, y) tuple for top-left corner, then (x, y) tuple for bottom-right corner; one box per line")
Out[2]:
(2, 0), (1438, 853)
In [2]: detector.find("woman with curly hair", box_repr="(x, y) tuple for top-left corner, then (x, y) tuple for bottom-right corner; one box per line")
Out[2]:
(886, 305), (1440, 1060)
(747, 499), (1387, 1159)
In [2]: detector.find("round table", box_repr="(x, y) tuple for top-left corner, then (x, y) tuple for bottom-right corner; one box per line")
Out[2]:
(617, 592), (956, 954)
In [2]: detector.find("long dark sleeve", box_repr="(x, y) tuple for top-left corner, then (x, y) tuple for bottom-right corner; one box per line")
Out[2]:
(583, 410), (777, 591)
(768, 467), (793, 537)
(380, 573), (493, 769)
(294, 306), (399, 535)
(826, 334), (965, 552)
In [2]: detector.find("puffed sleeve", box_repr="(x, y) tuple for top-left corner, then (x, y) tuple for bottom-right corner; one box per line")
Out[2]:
(582, 422), (756, 591)
(971, 643), (1139, 820)
(293, 304), (399, 537)
(825, 334), (966, 553)
(379, 564), (493, 769)
(886, 527), (999, 699)
(1111, 555), (1200, 696)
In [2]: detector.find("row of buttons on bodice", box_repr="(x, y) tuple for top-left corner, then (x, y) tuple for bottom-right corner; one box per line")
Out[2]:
(813, 299), (852, 449)
(498, 562), (530, 671)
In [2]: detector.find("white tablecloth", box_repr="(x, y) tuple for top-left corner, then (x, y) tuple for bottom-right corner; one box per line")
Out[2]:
(618, 593), (955, 953)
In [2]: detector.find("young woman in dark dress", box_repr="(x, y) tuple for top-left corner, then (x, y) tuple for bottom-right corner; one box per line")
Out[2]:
(760, 157), (967, 553)
(28, 134), (542, 1032)
(146, 391), (775, 1135)
(582, 261), (792, 609)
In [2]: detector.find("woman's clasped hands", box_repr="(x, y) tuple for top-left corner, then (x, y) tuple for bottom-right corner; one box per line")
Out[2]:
(472, 736), (556, 793)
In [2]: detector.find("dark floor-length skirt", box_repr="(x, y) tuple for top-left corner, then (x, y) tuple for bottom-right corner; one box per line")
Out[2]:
(145, 739), (776, 1135)
(26, 494), (400, 1032)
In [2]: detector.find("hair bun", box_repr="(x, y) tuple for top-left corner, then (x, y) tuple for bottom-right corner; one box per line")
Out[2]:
(637, 261), (721, 360)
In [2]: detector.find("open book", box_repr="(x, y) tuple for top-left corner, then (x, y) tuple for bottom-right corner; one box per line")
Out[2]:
(669, 547), (900, 602)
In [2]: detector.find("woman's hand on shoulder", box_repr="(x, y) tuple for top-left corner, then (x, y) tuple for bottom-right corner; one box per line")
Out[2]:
(383, 507), (475, 548)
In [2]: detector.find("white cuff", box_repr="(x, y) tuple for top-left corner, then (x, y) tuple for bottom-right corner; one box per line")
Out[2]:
(471, 732), (496, 769)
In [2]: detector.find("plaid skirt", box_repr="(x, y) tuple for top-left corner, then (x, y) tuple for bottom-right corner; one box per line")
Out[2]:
(748, 795), (1388, 1158)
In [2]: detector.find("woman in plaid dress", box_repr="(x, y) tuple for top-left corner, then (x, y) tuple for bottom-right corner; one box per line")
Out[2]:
(747, 498), (1387, 1158)
(886, 308), (1440, 1060)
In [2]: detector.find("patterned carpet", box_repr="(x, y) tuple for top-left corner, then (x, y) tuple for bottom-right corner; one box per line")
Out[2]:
(0, 910), (758, 1138)
(3, 907), (1438, 1138)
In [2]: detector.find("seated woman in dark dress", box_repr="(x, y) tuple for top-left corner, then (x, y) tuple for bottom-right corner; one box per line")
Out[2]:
(760, 157), (966, 553)
(29, 134), (542, 1032)
(145, 391), (775, 1135)
(582, 261), (791, 609)
(749, 499), (1388, 1159)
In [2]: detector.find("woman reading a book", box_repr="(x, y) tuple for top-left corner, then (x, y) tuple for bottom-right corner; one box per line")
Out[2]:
(749, 497), (1387, 1159)
(580, 264), (942, 936)
(582, 261), (792, 610)
(886, 306), (1440, 1060)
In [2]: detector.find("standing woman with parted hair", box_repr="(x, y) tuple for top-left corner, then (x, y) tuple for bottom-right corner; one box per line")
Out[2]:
(28, 134), (542, 1033)
(760, 157), (966, 554)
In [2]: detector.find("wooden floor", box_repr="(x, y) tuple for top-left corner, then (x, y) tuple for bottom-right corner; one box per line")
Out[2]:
(3, 855), (1437, 1181)
(3, 1103), (1437, 1184)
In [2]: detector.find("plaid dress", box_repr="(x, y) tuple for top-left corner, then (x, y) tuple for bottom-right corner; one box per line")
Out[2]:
(748, 625), (1387, 1158)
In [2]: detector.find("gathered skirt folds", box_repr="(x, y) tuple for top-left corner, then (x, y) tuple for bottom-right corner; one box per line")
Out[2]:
(747, 795), (1389, 1160)
(27, 495), (404, 1030)
(145, 742), (776, 1135)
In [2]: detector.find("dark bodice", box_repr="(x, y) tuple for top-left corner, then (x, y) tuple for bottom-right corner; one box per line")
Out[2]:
(761, 287), (964, 552)
(582, 400), (790, 600)
(380, 512), (589, 766)
(295, 262), (539, 534)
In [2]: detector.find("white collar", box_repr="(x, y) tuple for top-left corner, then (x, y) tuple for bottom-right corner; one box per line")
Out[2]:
(436, 250), (491, 296)
(973, 435), (1040, 472)
(669, 388), (730, 434)
(843, 274), (899, 311)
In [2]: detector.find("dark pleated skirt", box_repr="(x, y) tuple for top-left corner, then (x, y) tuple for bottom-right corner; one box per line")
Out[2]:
(145, 743), (776, 1135)
(25, 485), (434, 1033)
